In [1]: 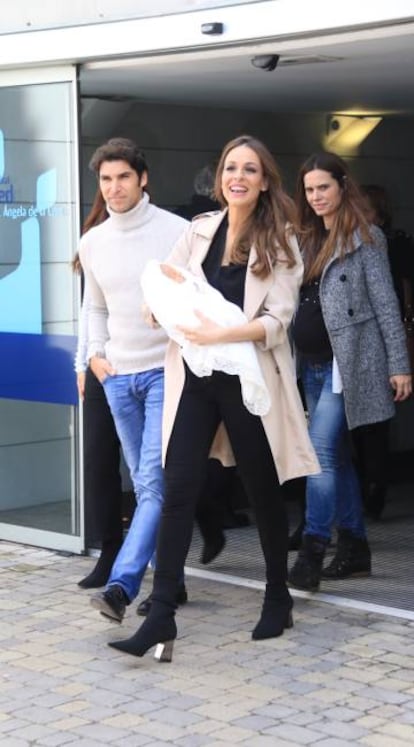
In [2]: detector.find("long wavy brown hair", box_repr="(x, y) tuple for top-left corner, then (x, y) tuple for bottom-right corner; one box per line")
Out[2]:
(72, 189), (108, 273)
(295, 151), (372, 283)
(214, 135), (298, 278)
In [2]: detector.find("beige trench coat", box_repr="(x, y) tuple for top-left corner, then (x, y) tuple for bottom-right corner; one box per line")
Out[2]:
(161, 210), (320, 485)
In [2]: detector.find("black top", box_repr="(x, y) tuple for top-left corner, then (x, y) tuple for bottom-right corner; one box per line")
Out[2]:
(292, 278), (332, 362)
(386, 228), (414, 318)
(202, 215), (247, 310)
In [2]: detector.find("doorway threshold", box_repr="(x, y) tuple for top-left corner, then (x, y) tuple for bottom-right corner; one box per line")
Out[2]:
(185, 565), (414, 622)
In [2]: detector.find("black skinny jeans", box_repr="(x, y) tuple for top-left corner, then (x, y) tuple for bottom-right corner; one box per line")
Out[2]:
(153, 367), (289, 604)
(351, 419), (391, 496)
(83, 367), (123, 546)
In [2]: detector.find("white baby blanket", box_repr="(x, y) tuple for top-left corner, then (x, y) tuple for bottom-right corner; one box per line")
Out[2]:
(141, 260), (271, 416)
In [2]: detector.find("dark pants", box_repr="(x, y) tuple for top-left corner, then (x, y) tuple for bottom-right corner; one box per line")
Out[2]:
(83, 367), (123, 546)
(351, 420), (391, 502)
(153, 368), (288, 603)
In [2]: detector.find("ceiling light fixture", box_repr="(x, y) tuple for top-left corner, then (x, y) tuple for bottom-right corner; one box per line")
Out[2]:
(251, 54), (279, 72)
(324, 114), (382, 155)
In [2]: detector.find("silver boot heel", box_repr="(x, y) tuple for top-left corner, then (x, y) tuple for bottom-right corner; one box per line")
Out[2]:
(154, 640), (174, 662)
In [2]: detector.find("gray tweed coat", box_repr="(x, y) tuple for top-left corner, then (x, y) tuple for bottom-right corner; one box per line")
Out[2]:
(318, 226), (410, 429)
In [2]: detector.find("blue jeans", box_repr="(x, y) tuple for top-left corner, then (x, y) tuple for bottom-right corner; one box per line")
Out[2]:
(301, 360), (366, 541)
(102, 369), (165, 601)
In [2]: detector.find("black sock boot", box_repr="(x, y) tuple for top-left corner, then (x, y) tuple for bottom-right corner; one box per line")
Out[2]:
(78, 539), (122, 589)
(109, 599), (177, 661)
(113, 453), (199, 660)
(200, 531), (226, 565)
(288, 534), (328, 592)
(252, 585), (293, 640)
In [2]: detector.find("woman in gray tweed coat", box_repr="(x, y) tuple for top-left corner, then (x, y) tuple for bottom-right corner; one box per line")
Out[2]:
(288, 151), (412, 593)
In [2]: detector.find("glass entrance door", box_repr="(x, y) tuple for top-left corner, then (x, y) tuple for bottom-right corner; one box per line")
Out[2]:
(0, 66), (83, 553)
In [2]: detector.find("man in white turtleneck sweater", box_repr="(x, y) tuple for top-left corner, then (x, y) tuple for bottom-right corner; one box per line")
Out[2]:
(79, 138), (188, 624)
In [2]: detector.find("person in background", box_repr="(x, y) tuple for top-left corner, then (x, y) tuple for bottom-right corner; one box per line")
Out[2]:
(361, 184), (414, 317)
(288, 152), (411, 592)
(352, 184), (406, 520)
(360, 183), (414, 386)
(79, 137), (189, 623)
(109, 134), (320, 661)
(356, 183), (414, 520)
(174, 163), (220, 220)
(74, 190), (124, 589)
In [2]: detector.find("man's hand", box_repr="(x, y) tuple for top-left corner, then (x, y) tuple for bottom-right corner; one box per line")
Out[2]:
(90, 356), (116, 383)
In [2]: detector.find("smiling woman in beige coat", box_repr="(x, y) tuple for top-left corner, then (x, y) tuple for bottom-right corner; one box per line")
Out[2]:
(110, 135), (320, 661)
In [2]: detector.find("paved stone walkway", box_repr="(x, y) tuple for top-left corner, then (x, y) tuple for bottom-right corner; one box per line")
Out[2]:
(1, 540), (414, 746)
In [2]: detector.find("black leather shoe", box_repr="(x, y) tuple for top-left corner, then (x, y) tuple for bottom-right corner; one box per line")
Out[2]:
(91, 584), (129, 622)
(136, 585), (188, 617)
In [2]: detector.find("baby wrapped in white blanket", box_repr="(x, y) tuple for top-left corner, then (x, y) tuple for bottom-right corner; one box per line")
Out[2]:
(141, 260), (271, 416)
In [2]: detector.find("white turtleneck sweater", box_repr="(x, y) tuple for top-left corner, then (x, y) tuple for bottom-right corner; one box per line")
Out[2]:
(78, 193), (188, 374)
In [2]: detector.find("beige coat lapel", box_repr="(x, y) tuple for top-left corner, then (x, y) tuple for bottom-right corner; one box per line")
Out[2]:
(244, 248), (273, 321)
(189, 211), (226, 277)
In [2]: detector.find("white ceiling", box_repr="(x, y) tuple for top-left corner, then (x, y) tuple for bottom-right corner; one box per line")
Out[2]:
(80, 22), (414, 115)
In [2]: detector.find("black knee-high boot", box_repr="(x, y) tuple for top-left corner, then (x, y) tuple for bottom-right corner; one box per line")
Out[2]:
(109, 476), (196, 659)
(78, 537), (123, 589)
(250, 486), (293, 640)
(252, 584), (294, 640)
(109, 539), (183, 658)
(79, 369), (123, 588)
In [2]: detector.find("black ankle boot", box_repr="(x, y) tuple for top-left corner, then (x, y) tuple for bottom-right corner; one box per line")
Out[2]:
(322, 529), (371, 579)
(252, 586), (293, 640)
(78, 539), (122, 589)
(288, 534), (328, 592)
(109, 601), (177, 660)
